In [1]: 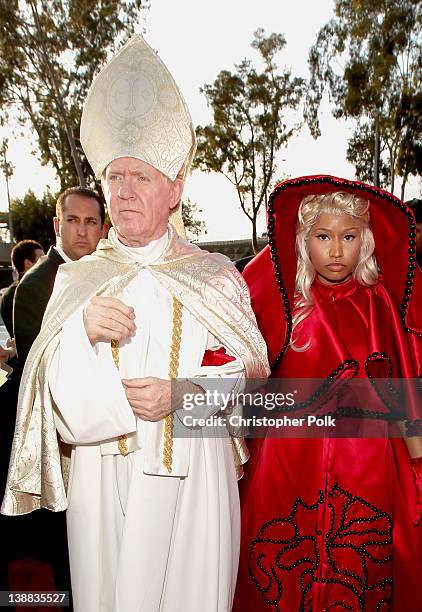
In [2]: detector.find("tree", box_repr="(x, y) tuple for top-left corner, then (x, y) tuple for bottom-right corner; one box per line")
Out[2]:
(181, 198), (206, 239)
(0, 138), (14, 242)
(8, 189), (57, 250)
(306, 0), (422, 197)
(345, 123), (391, 187)
(0, 0), (147, 190)
(194, 29), (305, 252)
(396, 90), (422, 199)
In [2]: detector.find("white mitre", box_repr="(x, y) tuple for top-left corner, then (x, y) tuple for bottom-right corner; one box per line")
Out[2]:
(80, 34), (196, 183)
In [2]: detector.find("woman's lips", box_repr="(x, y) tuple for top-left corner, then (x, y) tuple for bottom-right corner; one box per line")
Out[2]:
(326, 263), (346, 271)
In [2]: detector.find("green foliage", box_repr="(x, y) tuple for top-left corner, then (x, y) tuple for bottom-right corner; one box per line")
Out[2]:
(0, 138), (14, 180)
(181, 198), (206, 239)
(307, 0), (422, 196)
(395, 90), (422, 198)
(346, 123), (391, 186)
(9, 189), (57, 250)
(195, 28), (305, 252)
(0, 0), (147, 189)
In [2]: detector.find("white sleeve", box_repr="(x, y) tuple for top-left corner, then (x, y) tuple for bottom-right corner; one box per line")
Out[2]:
(48, 306), (137, 444)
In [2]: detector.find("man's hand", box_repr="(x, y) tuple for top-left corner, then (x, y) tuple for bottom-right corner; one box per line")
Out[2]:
(84, 296), (136, 345)
(0, 338), (16, 363)
(122, 377), (171, 421)
(122, 378), (205, 421)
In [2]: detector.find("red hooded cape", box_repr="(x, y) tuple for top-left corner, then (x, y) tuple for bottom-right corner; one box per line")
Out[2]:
(234, 176), (422, 612)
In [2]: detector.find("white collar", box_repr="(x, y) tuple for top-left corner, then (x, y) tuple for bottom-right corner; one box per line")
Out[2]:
(108, 227), (170, 264)
(54, 244), (73, 263)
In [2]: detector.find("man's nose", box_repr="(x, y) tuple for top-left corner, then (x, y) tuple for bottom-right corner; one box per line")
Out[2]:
(118, 177), (135, 199)
(329, 238), (343, 258)
(77, 222), (88, 236)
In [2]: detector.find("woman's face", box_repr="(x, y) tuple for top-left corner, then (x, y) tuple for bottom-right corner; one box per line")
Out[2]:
(308, 212), (362, 285)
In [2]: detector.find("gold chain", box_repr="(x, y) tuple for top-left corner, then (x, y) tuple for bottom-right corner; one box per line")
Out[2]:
(111, 297), (183, 472)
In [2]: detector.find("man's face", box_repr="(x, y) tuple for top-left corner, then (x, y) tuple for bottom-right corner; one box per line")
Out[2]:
(102, 157), (183, 247)
(53, 194), (104, 260)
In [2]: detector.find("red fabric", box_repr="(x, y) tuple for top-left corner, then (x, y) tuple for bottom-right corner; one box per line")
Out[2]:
(201, 347), (236, 367)
(410, 456), (422, 526)
(8, 558), (65, 612)
(235, 176), (422, 612)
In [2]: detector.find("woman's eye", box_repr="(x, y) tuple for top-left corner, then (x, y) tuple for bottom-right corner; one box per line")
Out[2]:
(344, 234), (356, 241)
(316, 234), (329, 240)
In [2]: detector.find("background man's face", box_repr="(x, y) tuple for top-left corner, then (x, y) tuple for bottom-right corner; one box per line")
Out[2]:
(53, 194), (104, 260)
(102, 157), (182, 247)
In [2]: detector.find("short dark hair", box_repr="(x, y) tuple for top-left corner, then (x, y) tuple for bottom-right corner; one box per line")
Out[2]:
(56, 186), (106, 225)
(405, 198), (422, 224)
(11, 239), (43, 274)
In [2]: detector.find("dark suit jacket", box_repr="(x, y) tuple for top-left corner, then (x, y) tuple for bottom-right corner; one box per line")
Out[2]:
(235, 254), (255, 273)
(13, 246), (64, 365)
(0, 280), (18, 338)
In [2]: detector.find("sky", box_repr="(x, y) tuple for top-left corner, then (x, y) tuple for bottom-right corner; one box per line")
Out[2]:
(0, 0), (420, 242)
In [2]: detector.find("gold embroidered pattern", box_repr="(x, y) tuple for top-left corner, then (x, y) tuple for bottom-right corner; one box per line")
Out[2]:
(163, 297), (183, 473)
(110, 298), (183, 469)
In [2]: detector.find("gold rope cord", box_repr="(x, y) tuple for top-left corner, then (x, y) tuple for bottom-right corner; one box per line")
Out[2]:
(163, 297), (183, 473)
(111, 297), (183, 471)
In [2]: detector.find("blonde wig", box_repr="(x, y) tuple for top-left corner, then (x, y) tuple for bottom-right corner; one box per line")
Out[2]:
(291, 191), (379, 351)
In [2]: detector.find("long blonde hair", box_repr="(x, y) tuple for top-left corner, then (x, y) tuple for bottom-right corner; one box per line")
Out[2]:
(291, 191), (379, 351)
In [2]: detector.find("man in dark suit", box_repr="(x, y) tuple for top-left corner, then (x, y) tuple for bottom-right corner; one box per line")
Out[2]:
(0, 240), (44, 338)
(10, 186), (106, 605)
(13, 186), (107, 363)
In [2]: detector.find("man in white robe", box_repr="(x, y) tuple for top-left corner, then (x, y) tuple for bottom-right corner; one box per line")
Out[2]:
(2, 35), (269, 612)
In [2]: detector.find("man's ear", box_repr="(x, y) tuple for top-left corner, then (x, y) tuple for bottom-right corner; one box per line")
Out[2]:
(169, 178), (184, 210)
(53, 217), (60, 237)
(101, 223), (110, 238)
(23, 258), (34, 273)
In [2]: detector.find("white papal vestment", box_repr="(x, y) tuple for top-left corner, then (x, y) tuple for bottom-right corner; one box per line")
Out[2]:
(48, 230), (244, 612)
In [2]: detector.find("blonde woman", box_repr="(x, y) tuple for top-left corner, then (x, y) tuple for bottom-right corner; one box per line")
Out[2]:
(234, 176), (422, 612)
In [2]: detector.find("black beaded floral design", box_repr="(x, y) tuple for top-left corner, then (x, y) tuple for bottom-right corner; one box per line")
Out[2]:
(324, 483), (393, 610)
(266, 358), (400, 422)
(248, 491), (324, 612)
(265, 360), (359, 416)
(364, 351), (422, 433)
(248, 484), (393, 611)
(267, 176), (422, 372)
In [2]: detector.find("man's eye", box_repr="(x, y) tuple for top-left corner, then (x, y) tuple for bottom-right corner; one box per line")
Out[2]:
(109, 174), (121, 182)
(137, 175), (148, 182)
